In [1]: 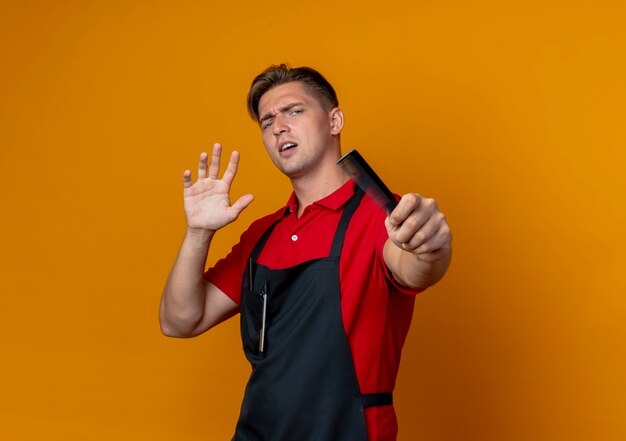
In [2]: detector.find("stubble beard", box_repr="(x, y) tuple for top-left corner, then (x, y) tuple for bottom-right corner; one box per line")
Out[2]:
(274, 154), (313, 179)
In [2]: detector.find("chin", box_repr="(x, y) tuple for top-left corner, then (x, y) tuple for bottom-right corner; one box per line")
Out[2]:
(273, 157), (307, 177)
(281, 163), (311, 179)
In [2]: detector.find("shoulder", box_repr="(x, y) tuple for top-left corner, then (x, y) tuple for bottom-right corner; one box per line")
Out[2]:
(351, 192), (390, 231)
(342, 193), (389, 260)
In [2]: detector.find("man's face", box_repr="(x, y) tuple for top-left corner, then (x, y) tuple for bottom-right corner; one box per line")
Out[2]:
(257, 81), (341, 179)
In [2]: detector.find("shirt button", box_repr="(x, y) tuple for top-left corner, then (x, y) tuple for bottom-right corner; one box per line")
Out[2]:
(291, 234), (298, 241)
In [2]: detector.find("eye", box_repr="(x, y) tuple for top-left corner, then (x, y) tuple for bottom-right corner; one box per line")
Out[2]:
(290, 109), (303, 116)
(262, 120), (274, 130)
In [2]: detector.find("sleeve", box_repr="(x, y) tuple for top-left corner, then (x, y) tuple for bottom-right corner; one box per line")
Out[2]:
(204, 240), (248, 306)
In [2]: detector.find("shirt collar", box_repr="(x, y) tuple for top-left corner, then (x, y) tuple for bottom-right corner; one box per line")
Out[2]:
(286, 179), (356, 213)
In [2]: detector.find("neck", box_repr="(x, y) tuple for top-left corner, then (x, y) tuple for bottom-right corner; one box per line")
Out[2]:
(290, 157), (349, 218)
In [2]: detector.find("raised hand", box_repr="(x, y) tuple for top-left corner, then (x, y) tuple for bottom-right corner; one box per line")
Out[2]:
(182, 143), (254, 233)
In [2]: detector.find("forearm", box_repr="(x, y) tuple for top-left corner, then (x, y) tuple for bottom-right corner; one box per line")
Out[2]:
(160, 229), (215, 337)
(383, 239), (452, 290)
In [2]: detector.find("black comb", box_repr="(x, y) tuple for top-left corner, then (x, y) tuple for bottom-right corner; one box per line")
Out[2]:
(337, 149), (398, 214)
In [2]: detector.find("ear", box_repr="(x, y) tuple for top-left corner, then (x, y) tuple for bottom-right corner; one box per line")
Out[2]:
(329, 108), (344, 135)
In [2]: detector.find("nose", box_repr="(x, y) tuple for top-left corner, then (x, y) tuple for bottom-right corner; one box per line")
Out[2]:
(272, 115), (288, 135)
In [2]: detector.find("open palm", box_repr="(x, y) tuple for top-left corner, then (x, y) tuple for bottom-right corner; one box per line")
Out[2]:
(183, 143), (253, 232)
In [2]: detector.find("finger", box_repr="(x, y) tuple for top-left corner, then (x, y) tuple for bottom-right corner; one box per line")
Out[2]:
(389, 210), (429, 245)
(413, 222), (451, 255)
(197, 152), (209, 180)
(230, 193), (254, 218)
(222, 150), (241, 186)
(182, 169), (193, 188)
(208, 143), (222, 179)
(389, 193), (422, 226)
(400, 211), (447, 250)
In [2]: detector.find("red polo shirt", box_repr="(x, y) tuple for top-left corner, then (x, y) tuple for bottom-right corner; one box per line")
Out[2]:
(206, 180), (421, 441)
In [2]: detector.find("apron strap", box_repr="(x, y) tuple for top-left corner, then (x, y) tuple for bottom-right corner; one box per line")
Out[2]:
(361, 392), (393, 408)
(249, 208), (289, 262)
(329, 187), (365, 259)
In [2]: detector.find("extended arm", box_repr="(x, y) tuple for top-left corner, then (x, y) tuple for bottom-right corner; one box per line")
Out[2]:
(160, 144), (254, 338)
(383, 194), (452, 290)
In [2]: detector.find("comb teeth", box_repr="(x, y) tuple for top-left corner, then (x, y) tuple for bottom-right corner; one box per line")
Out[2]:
(337, 149), (398, 214)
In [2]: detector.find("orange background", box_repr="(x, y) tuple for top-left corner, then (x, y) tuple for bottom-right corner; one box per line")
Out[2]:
(1, 1), (625, 439)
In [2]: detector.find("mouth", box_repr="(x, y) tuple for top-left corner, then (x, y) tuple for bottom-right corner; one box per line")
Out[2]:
(279, 142), (298, 153)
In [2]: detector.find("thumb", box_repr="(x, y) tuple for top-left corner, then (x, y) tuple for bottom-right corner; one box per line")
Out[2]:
(230, 194), (255, 217)
(384, 216), (396, 234)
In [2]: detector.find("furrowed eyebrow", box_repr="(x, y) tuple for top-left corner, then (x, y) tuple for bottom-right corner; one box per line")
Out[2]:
(280, 102), (304, 113)
(259, 111), (275, 124)
(259, 102), (305, 124)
